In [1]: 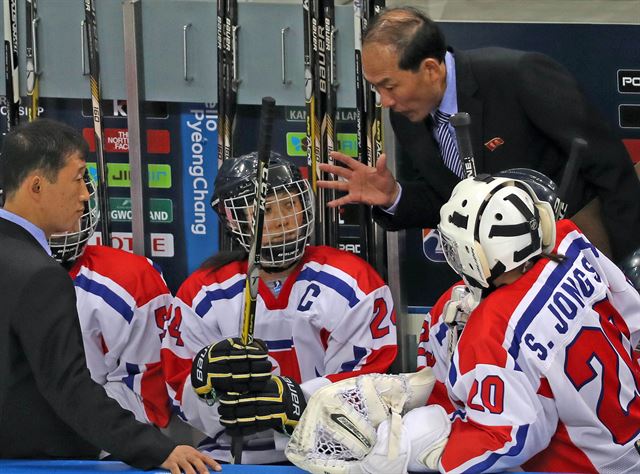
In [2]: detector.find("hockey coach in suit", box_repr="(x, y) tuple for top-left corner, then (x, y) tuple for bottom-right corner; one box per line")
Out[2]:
(0, 119), (219, 474)
(319, 6), (640, 264)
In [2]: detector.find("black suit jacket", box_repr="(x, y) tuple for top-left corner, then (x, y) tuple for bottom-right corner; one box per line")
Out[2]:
(374, 47), (640, 261)
(0, 217), (175, 469)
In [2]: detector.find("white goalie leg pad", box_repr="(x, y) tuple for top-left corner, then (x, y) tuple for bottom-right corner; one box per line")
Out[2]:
(285, 368), (436, 474)
(403, 405), (451, 472)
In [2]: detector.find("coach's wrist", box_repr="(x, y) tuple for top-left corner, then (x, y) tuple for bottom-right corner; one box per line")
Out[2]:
(387, 181), (400, 207)
(382, 182), (402, 213)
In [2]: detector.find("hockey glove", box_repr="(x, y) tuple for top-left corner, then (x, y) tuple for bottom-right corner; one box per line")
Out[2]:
(191, 337), (272, 401)
(218, 375), (307, 436)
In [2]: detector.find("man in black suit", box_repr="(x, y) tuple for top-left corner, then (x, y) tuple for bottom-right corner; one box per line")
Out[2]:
(0, 119), (220, 474)
(319, 6), (640, 263)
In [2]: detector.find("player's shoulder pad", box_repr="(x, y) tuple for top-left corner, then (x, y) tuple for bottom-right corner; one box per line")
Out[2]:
(176, 258), (247, 305)
(302, 245), (386, 294)
(77, 245), (170, 296)
(556, 219), (580, 241)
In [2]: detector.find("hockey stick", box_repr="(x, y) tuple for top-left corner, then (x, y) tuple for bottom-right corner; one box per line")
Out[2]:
(217, 0), (235, 252)
(312, 0), (326, 245)
(302, 0), (314, 172)
(223, 0), (238, 163)
(232, 96), (276, 464)
(363, 0), (384, 168)
(449, 112), (477, 179)
(557, 137), (587, 216)
(566, 138), (616, 259)
(322, 0), (338, 248)
(84, 0), (111, 246)
(303, 0), (320, 249)
(353, 0), (372, 262)
(369, 0), (384, 164)
(25, 0), (39, 121)
(360, 1), (385, 269)
(4, 0), (19, 131)
(216, 0), (227, 166)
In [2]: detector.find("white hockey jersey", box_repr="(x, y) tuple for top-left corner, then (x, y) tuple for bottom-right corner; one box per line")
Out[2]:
(417, 220), (640, 473)
(161, 245), (397, 463)
(69, 245), (173, 428)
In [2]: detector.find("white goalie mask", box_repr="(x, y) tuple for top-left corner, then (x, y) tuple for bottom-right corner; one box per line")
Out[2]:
(211, 152), (314, 269)
(48, 172), (100, 263)
(438, 175), (556, 290)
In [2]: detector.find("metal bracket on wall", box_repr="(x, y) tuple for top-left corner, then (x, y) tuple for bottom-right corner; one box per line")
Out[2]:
(280, 26), (290, 86)
(183, 23), (193, 82)
(81, 20), (89, 76)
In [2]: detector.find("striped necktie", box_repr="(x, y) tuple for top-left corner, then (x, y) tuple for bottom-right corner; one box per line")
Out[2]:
(433, 109), (464, 178)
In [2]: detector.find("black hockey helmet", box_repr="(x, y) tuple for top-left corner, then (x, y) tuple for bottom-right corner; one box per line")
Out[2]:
(620, 248), (640, 292)
(212, 152), (306, 207)
(211, 151), (314, 268)
(495, 168), (567, 220)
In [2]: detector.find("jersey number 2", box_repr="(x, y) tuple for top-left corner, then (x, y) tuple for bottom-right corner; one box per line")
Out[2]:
(370, 298), (395, 339)
(565, 301), (640, 445)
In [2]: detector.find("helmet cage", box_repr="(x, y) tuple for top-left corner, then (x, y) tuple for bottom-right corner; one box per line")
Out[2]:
(212, 152), (315, 268)
(49, 172), (100, 263)
(219, 178), (314, 268)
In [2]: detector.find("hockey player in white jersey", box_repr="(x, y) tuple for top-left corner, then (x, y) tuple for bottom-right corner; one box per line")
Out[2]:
(161, 152), (398, 464)
(48, 174), (172, 428)
(283, 173), (640, 474)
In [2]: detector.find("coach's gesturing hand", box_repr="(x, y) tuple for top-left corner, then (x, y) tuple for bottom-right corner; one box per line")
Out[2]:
(218, 375), (307, 436)
(191, 337), (272, 401)
(318, 151), (400, 208)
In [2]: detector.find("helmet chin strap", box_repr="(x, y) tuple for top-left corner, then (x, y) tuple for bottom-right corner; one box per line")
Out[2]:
(261, 260), (298, 274)
(462, 273), (497, 302)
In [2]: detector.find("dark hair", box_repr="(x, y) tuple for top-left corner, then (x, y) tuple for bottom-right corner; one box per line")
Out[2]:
(536, 252), (566, 264)
(199, 249), (248, 273)
(0, 119), (89, 199)
(363, 7), (446, 71)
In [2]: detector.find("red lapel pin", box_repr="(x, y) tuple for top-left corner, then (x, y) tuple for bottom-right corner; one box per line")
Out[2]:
(484, 137), (504, 151)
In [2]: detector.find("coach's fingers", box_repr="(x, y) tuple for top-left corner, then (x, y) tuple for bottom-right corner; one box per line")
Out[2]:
(375, 153), (388, 172)
(195, 450), (221, 473)
(329, 151), (369, 170)
(178, 461), (196, 474)
(317, 179), (348, 192)
(326, 193), (358, 208)
(318, 162), (353, 180)
(187, 453), (219, 474)
(161, 445), (221, 473)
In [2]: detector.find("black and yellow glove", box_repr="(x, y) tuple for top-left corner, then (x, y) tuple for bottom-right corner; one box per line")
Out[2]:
(218, 375), (307, 436)
(191, 337), (272, 401)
